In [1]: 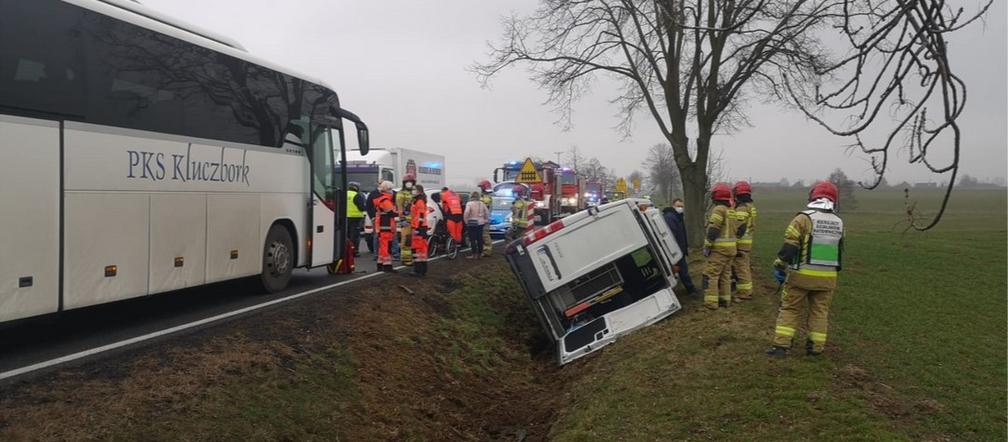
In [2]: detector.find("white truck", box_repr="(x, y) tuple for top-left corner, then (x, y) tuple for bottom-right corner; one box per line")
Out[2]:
(343, 147), (446, 194)
(506, 199), (683, 365)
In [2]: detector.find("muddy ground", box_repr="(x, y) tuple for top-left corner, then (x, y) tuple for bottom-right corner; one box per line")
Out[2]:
(0, 252), (581, 441)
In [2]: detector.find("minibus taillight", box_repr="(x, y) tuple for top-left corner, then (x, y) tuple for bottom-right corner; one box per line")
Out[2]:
(523, 219), (566, 246)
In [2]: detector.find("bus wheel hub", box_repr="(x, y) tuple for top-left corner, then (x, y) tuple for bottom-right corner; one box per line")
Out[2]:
(267, 241), (290, 275)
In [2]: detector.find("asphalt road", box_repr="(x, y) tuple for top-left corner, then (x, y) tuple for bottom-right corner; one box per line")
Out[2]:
(0, 250), (386, 381)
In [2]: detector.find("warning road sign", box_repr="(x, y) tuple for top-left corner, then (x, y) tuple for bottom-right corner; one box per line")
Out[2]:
(515, 158), (542, 183)
(615, 178), (627, 193)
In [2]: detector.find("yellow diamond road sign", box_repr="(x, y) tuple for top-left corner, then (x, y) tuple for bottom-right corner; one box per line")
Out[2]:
(616, 178), (627, 193)
(515, 158), (542, 183)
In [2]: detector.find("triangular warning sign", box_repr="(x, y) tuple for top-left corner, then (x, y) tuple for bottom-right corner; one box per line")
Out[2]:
(515, 158), (542, 183)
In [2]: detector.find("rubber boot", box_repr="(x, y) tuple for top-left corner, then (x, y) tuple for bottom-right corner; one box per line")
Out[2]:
(805, 340), (822, 356)
(766, 346), (789, 359)
(420, 262), (428, 276)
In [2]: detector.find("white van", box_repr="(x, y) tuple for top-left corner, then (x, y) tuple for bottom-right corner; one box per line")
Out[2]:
(506, 199), (683, 364)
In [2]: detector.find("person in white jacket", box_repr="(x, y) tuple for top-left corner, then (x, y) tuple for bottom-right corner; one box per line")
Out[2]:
(463, 191), (490, 259)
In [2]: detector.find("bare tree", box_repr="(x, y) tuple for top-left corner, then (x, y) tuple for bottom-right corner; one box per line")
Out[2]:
(565, 145), (586, 173)
(704, 148), (728, 213)
(581, 157), (610, 190)
(628, 169), (644, 195)
(782, 1), (992, 230)
(828, 168), (858, 210)
(644, 143), (681, 205)
(476, 0), (990, 242)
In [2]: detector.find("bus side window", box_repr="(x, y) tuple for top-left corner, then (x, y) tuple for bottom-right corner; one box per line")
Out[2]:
(381, 169), (394, 183)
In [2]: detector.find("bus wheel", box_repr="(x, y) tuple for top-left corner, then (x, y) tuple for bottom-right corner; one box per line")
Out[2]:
(260, 224), (294, 293)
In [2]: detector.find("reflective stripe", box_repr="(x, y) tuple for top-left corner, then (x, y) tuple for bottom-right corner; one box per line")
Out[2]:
(775, 326), (796, 337)
(809, 331), (827, 343)
(785, 225), (800, 238)
(709, 214), (724, 224)
(713, 238), (736, 247)
(704, 294), (719, 302)
(796, 268), (837, 277)
(737, 239), (753, 245)
(737, 282), (752, 290)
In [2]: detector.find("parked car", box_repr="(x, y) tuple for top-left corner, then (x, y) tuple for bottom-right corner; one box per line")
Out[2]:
(506, 199), (683, 364)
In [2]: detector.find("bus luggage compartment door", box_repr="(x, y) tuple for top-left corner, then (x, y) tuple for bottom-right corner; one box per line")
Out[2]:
(0, 116), (59, 322)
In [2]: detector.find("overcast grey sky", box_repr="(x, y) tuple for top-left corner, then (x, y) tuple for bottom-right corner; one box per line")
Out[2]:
(143, 0), (1006, 187)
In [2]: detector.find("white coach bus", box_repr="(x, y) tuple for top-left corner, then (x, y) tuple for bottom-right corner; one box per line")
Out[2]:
(0, 0), (370, 324)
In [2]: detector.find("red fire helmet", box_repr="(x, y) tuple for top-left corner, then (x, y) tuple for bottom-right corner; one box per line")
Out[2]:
(710, 182), (732, 202)
(809, 180), (839, 203)
(733, 181), (752, 196)
(478, 179), (492, 190)
(402, 173), (416, 183)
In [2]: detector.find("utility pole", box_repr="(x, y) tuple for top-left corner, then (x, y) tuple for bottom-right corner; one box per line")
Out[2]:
(554, 151), (563, 165)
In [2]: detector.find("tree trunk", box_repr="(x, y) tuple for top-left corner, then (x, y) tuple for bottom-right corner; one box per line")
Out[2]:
(680, 162), (708, 248)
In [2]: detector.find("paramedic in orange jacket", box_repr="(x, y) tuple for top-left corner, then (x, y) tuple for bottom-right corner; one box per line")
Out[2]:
(410, 184), (429, 277)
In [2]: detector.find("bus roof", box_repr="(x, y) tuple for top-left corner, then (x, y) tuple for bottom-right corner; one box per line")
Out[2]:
(68, 0), (339, 96)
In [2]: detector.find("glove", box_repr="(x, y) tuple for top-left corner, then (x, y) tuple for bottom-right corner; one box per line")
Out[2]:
(773, 268), (786, 284)
(703, 248), (711, 257)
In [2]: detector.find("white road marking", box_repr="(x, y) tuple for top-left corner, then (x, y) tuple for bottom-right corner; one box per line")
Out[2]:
(0, 240), (505, 382)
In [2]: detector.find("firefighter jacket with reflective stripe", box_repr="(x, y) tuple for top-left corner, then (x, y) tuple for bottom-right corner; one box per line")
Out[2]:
(410, 198), (428, 230)
(512, 199), (531, 228)
(704, 204), (736, 254)
(375, 193), (397, 231)
(346, 190), (364, 219)
(734, 201), (756, 251)
(778, 209), (843, 289)
(480, 192), (493, 208)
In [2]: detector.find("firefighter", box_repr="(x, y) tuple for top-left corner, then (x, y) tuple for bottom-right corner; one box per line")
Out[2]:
(509, 186), (532, 241)
(410, 184), (429, 277)
(767, 181), (844, 358)
(702, 182), (736, 310)
(732, 181), (757, 301)
(375, 181), (398, 273)
(478, 179), (494, 257)
(440, 187), (464, 244)
(396, 174), (417, 266)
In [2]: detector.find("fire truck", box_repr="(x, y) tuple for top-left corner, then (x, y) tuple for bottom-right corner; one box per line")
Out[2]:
(583, 181), (602, 206)
(558, 167), (585, 214)
(494, 159), (567, 225)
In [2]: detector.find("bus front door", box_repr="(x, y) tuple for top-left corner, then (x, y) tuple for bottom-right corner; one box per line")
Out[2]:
(309, 126), (337, 267)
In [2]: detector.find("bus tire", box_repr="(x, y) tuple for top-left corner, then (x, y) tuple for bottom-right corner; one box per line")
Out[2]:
(260, 224), (294, 293)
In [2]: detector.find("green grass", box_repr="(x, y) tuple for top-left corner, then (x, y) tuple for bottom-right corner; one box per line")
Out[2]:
(550, 188), (1007, 441)
(3, 188), (1002, 441)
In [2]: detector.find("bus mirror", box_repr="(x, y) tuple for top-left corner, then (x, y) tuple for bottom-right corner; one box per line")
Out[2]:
(333, 107), (369, 155)
(356, 125), (369, 155)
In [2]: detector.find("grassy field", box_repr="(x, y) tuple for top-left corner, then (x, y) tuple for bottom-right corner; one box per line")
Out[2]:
(1, 188), (1003, 441)
(549, 188), (1007, 440)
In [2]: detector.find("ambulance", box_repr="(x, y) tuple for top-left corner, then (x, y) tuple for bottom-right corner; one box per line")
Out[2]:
(506, 199), (683, 364)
